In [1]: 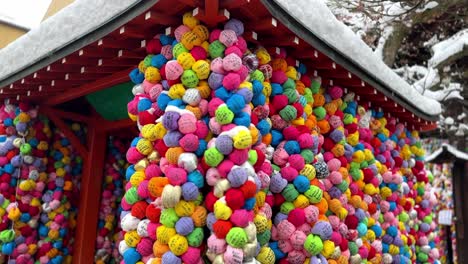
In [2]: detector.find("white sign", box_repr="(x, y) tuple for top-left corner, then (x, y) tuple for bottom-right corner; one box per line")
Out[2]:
(438, 210), (453, 226)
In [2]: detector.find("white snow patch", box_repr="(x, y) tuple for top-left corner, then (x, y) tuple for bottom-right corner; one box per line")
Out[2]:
(425, 143), (468, 162)
(274, 0), (441, 117)
(457, 113), (466, 120)
(374, 26), (393, 59)
(412, 67), (440, 92)
(0, 0), (140, 80)
(429, 29), (468, 68)
(444, 117), (454, 125)
(416, 1), (438, 13)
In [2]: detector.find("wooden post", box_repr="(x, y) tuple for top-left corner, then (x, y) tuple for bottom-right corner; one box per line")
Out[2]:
(72, 122), (107, 264)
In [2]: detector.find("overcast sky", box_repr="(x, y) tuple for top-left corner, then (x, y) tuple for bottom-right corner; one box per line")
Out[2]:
(0, 0), (52, 29)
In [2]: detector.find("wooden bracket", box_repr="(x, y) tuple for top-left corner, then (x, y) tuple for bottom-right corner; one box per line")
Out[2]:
(41, 106), (89, 160)
(193, 0), (229, 27)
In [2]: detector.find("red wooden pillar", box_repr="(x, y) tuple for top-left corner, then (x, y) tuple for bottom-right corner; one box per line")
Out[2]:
(72, 122), (107, 264)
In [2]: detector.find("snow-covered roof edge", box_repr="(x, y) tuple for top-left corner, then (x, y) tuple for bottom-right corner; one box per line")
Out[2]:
(0, 0), (142, 81)
(425, 143), (468, 162)
(271, 0), (442, 118)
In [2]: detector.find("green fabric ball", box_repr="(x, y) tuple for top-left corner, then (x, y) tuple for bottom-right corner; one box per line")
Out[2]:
(187, 227), (204, 247)
(208, 40), (226, 58)
(250, 70), (265, 83)
(313, 107), (326, 121)
(226, 227), (248, 248)
(282, 184), (299, 202)
(283, 89), (298, 104)
(304, 185), (322, 203)
(282, 78), (296, 90)
(204, 147), (224, 167)
(173, 43), (188, 59)
(311, 80), (321, 94)
(124, 187), (140, 204)
(181, 70), (199, 88)
(343, 113), (354, 124)
(348, 241), (358, 255)
(304, 88), (313, 104)
(304, 234), (323, 255)
(257, 230), (271, 246)
(160, 208), (179, 228)
(300, 149), (314, 164)
(215, 105), (234, 125)
(143, 55), (154, 67)
(279, 105), (297, 122)
(280, 202), (295, 214)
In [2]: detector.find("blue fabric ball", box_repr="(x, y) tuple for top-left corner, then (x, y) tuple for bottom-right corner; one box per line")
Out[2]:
(233, 112), (251, 127)
(195, 140), (207, 157)
(129, 68), (144, 84)
(160, 35), (174, 46)
(271, 130), (283, 147)
(226, 94), (246, 114)
(257, 120), (271, 136)
(3, 118), (13, 127)
(371, 225), (382, 237)
(271, 83), (283, 96)
(123, 248), (141, 264)
(215, 87), (231, 101)
(157, 93), (171, 111)
(251, 94), (266, 106)
(126, 165), (136, 181)
(357, 222), (367, 236)
(137, 98), (152, 112)
(298, 63), (307, 74)
(284, 140), (300, 155)
(252, 80), (263, 95)
(293, 175), (310, 193)
(243, 197), (256, 210)
(387, 226), (398, 237)
(188, 170), (204, 188)
(151, 54), (167, 69)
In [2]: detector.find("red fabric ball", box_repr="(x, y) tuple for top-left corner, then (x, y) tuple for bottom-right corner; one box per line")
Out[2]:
(292, 103), (303, 118)
(394, 156), (403, 168)
(132, 201), (148, 219)
(225, 188), (245, 210)
(274, 193), (285, 207)
(346, 123), (358, 134)
(146, 39), (162, 54)
(271, 95), (289, 112)
(139, 111), (156, 126)
(300, 75), (311, 88)
(205, 191), (217, 212)
(240, 181), (257, 199)
(213, 220), (232, 239)
(283, 126), (300, 140)
(288, 208), (306, 227)
(362, 168), (374, 183)
(250, 113), (259, 126)
(146, 204), (161, 222)
(345, 215), (358, 229)
(153, 140), (168, 157)
(254, 149), (266, 169)
(368, 203), (377, 215)
(322, 138), (335, 152)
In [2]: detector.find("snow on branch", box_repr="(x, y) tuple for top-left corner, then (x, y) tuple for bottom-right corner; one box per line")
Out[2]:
(429, 28), (468, 68)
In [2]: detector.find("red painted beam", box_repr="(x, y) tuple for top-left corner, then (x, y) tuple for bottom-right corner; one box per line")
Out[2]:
(72, 122), (106, 264)
(102, 118), (135, 132)
(41, 106), (89, 159)
(44, 68), (131, 106)
(193, 0), (229, 27)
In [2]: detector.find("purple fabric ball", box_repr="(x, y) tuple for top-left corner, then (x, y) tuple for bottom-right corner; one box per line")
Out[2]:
(182, 182), (199, 201)
(227, 167), (248, 188)
(208, 72), (224, 90)
(236, 88), (253, 104)
(206, 212), (217, 231)
(215, 135), (233, 155)
(162, 111), (180, 131)
(224, 18), (244, 36)
(273, 212), (287, 226)
(162, 252), (181, 264)
(175, 217), (194, 236)
(328, 186), (342, 199)
(163, 131), (183, 147)
(311, 221), (333, 240)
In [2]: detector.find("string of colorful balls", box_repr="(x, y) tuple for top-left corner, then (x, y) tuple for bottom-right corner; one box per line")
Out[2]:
(121, 13), (440, 264)
(95, 137), (130, 264)
(0, 103), (84, 264)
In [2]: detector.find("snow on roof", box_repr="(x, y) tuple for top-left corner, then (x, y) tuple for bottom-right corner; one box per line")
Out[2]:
(425, 143), (468, 162)
(274, 0), (442, 117)
(0, 0), (139, 80)
(429, 29), (468, 68)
